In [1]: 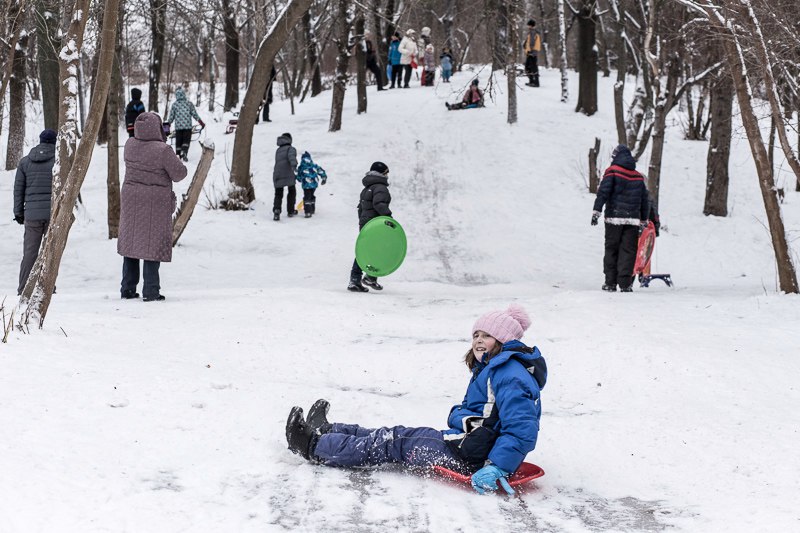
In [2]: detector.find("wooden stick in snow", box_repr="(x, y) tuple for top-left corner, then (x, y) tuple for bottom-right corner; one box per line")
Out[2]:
(173, 141), (215, 247)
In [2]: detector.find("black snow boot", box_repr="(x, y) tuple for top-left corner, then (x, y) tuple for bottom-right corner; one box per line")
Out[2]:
(286, 406), (318, 461)
(362, 276), (383, 291)
(306, 399), (332, 435)
(619, 285), (633, 293)
(348, 275), (369, 293)
(121, 290), (140, 299)
(273, 209), (280, 221)
(601, 284), (617, 292)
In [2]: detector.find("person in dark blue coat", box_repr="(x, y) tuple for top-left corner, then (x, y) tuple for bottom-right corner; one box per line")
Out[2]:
(591, 144), (650, 292)
(285, 304), (547, 495)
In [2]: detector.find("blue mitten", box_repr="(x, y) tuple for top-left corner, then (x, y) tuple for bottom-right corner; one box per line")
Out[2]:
(471, 464), (515, 495)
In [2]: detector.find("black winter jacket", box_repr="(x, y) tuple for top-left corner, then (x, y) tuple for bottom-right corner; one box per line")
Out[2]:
(125, 99), (146, 137)
(358, 171), (392, 228)
(593, 147), (649, 225)
(14, 143), (56, 221)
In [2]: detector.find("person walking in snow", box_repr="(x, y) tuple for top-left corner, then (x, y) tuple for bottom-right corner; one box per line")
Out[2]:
(398, 29), (419, 89)
(273, 132), (298, 221)
(166, 87), (205, 162)
(388, 33), (402, 88)
(591, 144), (650, 292)
(440, 47), (453, 83)
(125, 88), (146, 137)
(257, 66), (277, 124)
(445, 79), (484, 110)
(347, 161), (392, 292)
(523, 19), (541, 87)
(285, 304), (547, 496)
(118, 112), (187, 302)
(295, 151), (327, 218)
(423, 44), (436, 86)
(365, 37), (386, 90)
(14, 129), (56, 295)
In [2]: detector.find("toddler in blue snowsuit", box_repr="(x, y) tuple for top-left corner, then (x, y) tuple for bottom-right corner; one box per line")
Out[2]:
(285, 304), (547, 495)
(295, 151), (327, 218)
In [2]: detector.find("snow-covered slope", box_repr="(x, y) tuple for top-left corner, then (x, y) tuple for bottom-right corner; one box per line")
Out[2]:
(1, 67), (798, 532)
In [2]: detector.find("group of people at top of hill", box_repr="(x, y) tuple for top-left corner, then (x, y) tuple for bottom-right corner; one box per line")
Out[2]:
(382, 27), (455, 89)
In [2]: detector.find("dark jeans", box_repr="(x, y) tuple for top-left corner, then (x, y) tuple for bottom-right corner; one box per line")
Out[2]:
(603, 223), (639, 289)
(273, 186), (297, 214)
(18, 219), (48, 295)
(174, 128), (192, 158)
(121, 256), (161, 298)
(403, 64), (413, 87)
(367, 61), (384, 88)
(303, 188), (316, 214)
(314, 423), (463, 469)
(525, 54), (539, 86)
(390, 64), (402, 87)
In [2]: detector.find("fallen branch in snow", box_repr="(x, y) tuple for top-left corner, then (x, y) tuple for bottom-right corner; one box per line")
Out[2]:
(173, 141), (215, 246)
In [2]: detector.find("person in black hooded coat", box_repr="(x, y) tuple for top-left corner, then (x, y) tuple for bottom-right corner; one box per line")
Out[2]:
(125, 88), (146, 138)
(591, 145), (650, 292)
(348, 162), (392, 293)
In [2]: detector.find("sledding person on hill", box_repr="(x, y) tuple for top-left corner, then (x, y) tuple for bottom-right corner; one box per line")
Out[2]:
(125, 88), (146, 137)
(591, 144), (650, 292)
(14, 129), (56, 296)
(273, 132), (298, 221)
(118, 112), (188, 301)
(445, 79), (484, 110)
(286, 304), (547, 496)
(295, 152), (327, 218)
(166, 87), (205, 162)
(523, 19), (541, 87)
(347, 161), (392, 292)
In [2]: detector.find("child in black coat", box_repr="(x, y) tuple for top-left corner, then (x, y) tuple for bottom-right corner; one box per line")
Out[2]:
(348, 161), (392, 292)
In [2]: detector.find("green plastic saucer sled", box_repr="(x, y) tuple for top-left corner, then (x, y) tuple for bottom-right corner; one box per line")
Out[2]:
(355, 216), (407, 277)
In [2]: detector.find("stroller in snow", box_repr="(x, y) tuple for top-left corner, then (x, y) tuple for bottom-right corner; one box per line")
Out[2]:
(634, 221), (673, 287)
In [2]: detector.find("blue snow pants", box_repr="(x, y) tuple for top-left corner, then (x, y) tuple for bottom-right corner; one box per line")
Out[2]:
(314, 423), (463, 469)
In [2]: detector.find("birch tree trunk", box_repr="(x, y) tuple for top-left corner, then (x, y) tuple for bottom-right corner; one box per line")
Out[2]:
(328, 0), (352, 132)
(20, 0), (122, 325)
(226, 0), (313, 206)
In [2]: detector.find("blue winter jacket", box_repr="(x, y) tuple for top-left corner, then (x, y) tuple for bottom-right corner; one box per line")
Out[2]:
(296, 151), (327, 190)
(389, 41), (402, 65)
(444, 340), (547, 474)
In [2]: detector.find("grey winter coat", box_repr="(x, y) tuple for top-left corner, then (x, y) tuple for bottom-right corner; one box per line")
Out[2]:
(357, 171), (392, 228)
(13, 143), (56, 221)
(167, 88), (202, 130)
(273, 134), (298, 188)
(118, 112), (188, 262)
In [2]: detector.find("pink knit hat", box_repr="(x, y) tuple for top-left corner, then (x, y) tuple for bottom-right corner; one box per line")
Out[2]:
(472, 304), (531, 343)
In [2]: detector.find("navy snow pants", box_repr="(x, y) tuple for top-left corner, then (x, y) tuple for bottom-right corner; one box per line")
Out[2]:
(314, 423), (462, 469)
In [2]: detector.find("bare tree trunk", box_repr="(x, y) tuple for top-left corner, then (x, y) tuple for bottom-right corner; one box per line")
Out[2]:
(704, 67), (732, 217)
(226, 0), (313, 206)
(107, 0), (124, 239)
(558, 0), (568, 103)
(443, 0), (455, 49)
(6, 26), (27, 170)
(589, 137), (601, 193)
(303, 9), (322, 97)
(21, 0), (122, 325)
(575, 1), (597, 115)
(0, 0), (26, 140)
(208, 19), (217, 112)
(148, 0), (167, 112)
(491, 0), (508, 72)
(506, 0), (518, 125)
(223, 0), (240, 111)
(173, 142), (215, 245)
(36, 0), (60, 130)
(329, 0), (351, 132)
(611, 0), (627, 144)
(646, 53), (681, 205)
(355, 14), (367, 114)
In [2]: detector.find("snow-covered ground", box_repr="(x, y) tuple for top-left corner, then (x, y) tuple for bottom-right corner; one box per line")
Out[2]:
(1, 68), (799, 532)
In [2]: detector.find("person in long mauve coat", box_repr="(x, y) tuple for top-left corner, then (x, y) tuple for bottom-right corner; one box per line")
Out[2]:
(118, 112), (187, 302)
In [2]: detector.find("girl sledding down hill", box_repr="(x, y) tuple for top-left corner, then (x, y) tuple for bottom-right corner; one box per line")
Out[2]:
(285, 304), (547, 495)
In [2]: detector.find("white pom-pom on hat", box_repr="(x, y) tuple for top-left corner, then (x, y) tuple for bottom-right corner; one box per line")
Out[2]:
(472, 303), (532, 344)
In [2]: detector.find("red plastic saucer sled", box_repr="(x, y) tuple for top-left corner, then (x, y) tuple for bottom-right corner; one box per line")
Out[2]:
(433, 462), (544, 489)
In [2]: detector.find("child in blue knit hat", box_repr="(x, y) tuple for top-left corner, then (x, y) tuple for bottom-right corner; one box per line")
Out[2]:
(295, 151), (327, 218)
